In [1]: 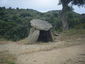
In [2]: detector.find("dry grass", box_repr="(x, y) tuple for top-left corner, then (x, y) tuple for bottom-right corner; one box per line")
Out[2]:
(16, 38), (28, 45)
(18, 42), (83, 55)
(0, 51), (16, 64)
(56, 29), (85, 42)
(39, 42), (83, 51)
(0, 29), (85, 64)
(22, 29), (85, 45)
(0, 38), (13, 44)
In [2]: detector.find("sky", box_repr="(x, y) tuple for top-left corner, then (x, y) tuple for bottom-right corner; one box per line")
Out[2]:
(0, 0), (85, 14)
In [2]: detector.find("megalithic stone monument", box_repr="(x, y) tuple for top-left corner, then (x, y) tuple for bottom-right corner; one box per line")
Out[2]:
(27, 19), (54, 44)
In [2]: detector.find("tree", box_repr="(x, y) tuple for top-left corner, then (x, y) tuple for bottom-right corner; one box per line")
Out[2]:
(53, 13), (58, 17)
(12, 15), (18, 21)
(16, 7), (19, 10)
(9, 7), (11, 9)
(58, 0), (85, 31)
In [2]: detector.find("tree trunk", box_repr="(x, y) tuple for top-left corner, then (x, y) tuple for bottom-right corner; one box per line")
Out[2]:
(60, 1), (69, 31)
(60, 10), (69, 31)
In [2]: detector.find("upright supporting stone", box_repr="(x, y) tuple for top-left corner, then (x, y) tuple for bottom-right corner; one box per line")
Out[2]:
(27, 30), (40, 44)
(29, 27), (36, 35)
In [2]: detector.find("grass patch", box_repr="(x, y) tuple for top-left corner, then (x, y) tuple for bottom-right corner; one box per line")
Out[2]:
(22, 42), (83, 54)
(58, 29), (85, 42)
(17, 38), (28, 44)
(0, 38), (13, 44)
(40, 42), (83, 51)
(0, 51), (16, 64)
(17, 29), (85, 45)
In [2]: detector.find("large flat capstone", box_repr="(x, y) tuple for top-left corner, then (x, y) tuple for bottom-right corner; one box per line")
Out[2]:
(30, 19), (52, 31)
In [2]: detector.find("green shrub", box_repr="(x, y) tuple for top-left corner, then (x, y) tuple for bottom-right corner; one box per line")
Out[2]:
(82, 23), (85, 29)
(74, 25), (82, 29)
(0, 51), (16, 64)
(74, 23), (85, 29)
(58, 27), (62, 32)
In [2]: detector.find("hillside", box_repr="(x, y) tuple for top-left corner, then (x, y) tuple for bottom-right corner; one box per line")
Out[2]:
(0, 7), (85, 41)
(46, 10), (61, 14)
(0, 29), (85, 64)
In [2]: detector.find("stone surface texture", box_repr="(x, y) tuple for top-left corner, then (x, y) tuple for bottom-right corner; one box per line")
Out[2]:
(27, 30), (40, 44)
(30, 19), (52, 31)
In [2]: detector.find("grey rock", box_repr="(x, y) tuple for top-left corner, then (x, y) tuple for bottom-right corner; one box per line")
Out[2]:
(49, 30), (54, 41)
(27, 30), (40, 44)
(30, 19), (52, 31)
(27, 19), (53, 44)
(29, 27), (36, 35)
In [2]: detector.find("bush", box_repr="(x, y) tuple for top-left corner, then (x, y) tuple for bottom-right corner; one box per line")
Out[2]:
(82, 23), (85, 29)
(74, 23), (85, 29)
(57, 27), (62, 32)
(74, 25), (82, 29)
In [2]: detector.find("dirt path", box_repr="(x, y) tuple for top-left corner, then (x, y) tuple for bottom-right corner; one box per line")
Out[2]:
(0, 42), (85, 64)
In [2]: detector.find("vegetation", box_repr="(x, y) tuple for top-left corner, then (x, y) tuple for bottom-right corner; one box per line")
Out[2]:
(58, 0), (85, 31)
(0, 7), (85, 41)
(18, 29), (85, 50)
(58, 29), (85, 42)
(0, 51), (16, 64)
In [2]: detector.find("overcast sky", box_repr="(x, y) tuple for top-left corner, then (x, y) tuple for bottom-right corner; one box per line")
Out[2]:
(0, 0), (85, 14)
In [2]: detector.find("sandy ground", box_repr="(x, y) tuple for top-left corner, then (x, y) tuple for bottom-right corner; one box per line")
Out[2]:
(0, 41), (85, 64)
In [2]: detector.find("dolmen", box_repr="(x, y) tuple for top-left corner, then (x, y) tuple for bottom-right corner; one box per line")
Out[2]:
(27, 19), (53, 44)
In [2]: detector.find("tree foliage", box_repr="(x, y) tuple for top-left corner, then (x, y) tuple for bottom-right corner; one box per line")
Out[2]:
(59, 0), (85, 6)
(0, 7), (85, 41)
(58, 0), (85, 31)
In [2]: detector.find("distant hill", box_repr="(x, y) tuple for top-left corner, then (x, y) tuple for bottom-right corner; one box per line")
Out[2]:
(46, 10), (81, 15)
(46, 10), (61, 14)
(27, 8), (40, 12)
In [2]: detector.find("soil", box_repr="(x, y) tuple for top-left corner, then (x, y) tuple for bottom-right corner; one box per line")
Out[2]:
(0, 41), (85, 64)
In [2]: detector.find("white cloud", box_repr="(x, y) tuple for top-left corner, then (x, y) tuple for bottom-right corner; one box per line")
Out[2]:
(27, 0), (62, 12)
(0, 0), (85, 13)
(0, 0), (62, 12)
(31, 0), (57, 7)
(73, 6), (85, 14)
